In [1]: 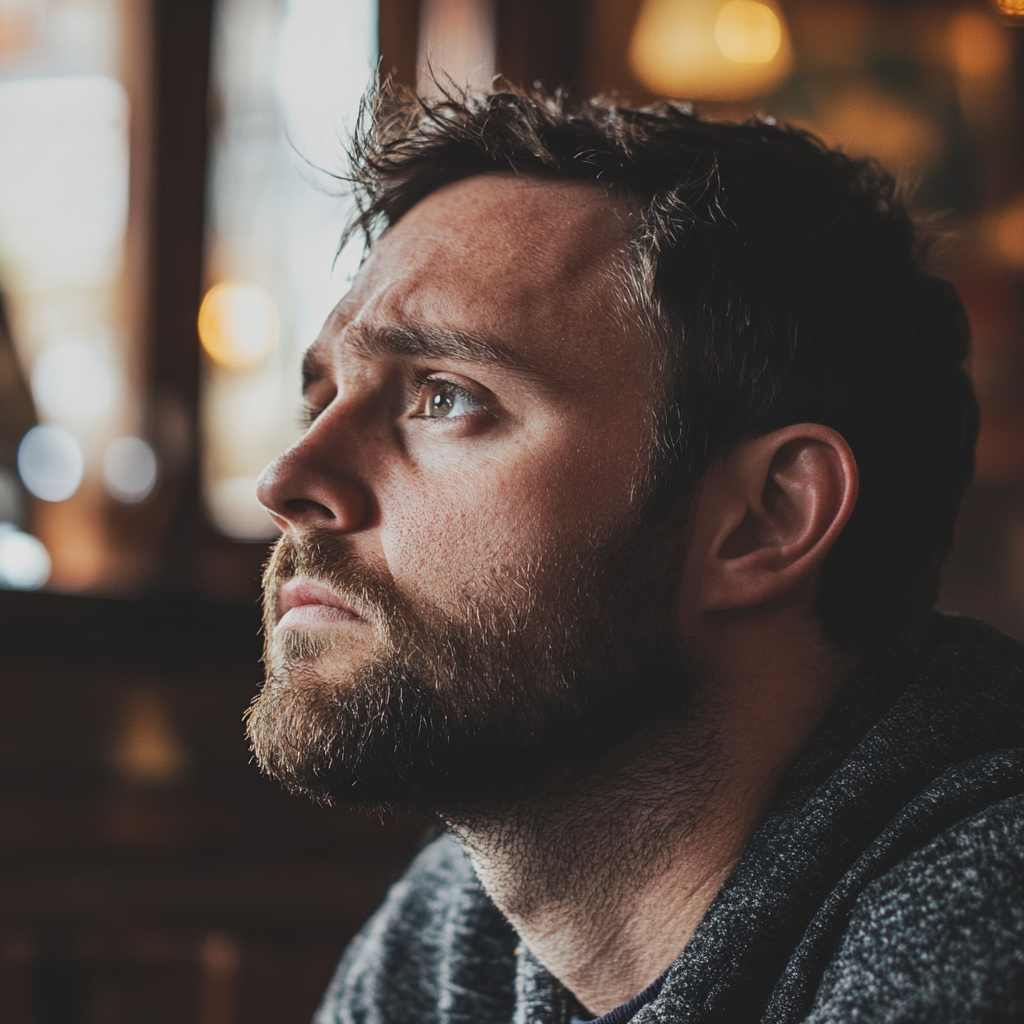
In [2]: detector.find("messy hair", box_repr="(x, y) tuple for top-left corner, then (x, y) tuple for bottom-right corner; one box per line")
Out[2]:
(340, 81), (979, 650)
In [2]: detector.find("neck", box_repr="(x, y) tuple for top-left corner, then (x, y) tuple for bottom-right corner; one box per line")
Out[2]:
(445, 612), (854, 1017)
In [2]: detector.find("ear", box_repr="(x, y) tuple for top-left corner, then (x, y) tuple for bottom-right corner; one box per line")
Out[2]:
(693, 425), (858, 613)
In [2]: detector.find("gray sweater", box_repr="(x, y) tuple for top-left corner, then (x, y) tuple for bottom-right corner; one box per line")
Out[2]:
(314, 615), (1024, 1024)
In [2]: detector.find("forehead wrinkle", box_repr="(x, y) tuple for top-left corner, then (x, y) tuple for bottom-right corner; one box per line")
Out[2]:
(345, 322), (574, 393)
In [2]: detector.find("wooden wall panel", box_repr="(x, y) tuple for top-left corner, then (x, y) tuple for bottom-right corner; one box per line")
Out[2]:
(379, 0), (421, 86)
(496, 0), (586, 92)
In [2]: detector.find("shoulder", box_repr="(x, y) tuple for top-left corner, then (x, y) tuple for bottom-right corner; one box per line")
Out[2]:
(807, 791), (1024, 1023)
(314, 833), (518, 1024)
(927, 615), (1024, 689)
(908, 615), (1024, 724)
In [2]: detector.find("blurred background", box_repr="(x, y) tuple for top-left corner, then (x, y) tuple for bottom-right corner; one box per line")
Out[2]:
(1, 0), (1023, 1020)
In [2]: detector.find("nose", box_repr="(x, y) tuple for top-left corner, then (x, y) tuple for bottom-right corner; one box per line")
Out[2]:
(256, 428), (372, 534)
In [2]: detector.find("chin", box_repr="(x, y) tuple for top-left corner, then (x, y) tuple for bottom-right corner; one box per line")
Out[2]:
(271, 624), (376, 673)
(251, 517), (693, 813)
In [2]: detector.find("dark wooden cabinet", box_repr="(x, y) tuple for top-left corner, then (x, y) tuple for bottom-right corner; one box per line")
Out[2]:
(0, 590), (427, 1024)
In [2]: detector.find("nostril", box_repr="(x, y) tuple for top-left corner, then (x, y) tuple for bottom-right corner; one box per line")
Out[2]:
(256, 453), (371, 532)
(285, 498), (336, 520)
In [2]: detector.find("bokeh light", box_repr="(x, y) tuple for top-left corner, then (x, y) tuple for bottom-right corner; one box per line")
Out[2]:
(0, 0), (43, 53)
(275, 0), (378, 171)
(17, 424), (85, 502)
(948, 10), (1011, 81)
(110, 687), (189, 786)
(629, 0), (792, 100)
(994, 0), (1024, 24)
(198, 280), (278, 370)
(0, 50), (133, 591)
(201, 0), (374, 542)
(993, 197), (1024, 268)
(0, 523), (51, 590)
(206, 475), (280, 541)
(31, 339), (117, 426)
(714, 1), (782, 64)
(0, 74), (128, 290)
(103, 435), (158, 503)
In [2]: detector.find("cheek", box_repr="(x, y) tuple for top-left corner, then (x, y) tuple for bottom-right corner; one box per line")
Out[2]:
(376, 429), (647, 606)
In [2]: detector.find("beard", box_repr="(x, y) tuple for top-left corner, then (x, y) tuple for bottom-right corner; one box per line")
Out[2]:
(246, 508), (696, 817)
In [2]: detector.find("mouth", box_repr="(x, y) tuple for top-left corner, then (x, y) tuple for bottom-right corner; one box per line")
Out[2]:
(275, 578), (365, 630)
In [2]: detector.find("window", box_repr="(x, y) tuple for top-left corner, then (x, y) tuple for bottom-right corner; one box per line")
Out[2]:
(0, 0), (144, 590)
(201, 0), (377, 541)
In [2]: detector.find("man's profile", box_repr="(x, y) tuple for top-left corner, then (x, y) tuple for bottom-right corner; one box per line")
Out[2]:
(246, 84), (1024, 1023)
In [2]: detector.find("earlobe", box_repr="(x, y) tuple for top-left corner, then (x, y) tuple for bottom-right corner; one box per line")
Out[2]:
(697, 426), (858, 613)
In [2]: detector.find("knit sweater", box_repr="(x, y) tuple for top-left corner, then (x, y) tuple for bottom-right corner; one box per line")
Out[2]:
(314, 614), (1024, 1024)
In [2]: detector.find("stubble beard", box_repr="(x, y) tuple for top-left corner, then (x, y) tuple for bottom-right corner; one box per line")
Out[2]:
(246, 512), (696, 819)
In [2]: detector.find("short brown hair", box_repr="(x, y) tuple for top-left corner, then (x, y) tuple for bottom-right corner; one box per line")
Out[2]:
(341, 81), (979, 650)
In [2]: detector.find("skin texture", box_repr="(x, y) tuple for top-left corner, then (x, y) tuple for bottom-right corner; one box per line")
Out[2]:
(257, 174), (860, 1015)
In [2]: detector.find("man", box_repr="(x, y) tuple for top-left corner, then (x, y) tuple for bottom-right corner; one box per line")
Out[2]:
(248, 84), (1024, 1024)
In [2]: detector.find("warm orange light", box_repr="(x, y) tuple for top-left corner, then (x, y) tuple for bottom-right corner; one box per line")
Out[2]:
(814, 88), (941, 171)
(714, 1), (781, 64)
(110, 687), (189, 786)
(0, 0), (40, 55)
(993, 197), (1024, 268)
(948, 10), (1011, 80)
(629, 0), (792, 100)
(198, 280), (278, 370)
(993, 0), (1024, 23)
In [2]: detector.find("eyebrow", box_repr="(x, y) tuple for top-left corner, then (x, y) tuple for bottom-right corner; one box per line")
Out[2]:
(302, 323), (561, 396)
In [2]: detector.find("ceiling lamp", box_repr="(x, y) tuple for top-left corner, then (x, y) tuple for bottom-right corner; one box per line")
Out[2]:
(992, 0), (1024, 25)
(629, 0), (793, 101)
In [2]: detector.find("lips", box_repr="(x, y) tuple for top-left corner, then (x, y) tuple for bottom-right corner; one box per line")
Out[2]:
(275, 578), (364, 628)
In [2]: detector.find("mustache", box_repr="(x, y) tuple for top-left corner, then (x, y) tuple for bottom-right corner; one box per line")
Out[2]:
(262, 530), (553, 678)
(263, 531), (413, 642)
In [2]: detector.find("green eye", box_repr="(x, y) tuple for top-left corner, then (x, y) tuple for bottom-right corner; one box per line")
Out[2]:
(429, 387), (456, 416)
(424, 381), (480, 419)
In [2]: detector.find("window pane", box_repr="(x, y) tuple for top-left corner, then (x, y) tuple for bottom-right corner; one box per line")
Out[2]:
(0, 0), (141, 592)
(202, 0), (376, 540)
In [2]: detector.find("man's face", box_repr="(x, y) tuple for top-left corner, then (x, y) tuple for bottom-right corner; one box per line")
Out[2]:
(249, 175), (693, 813)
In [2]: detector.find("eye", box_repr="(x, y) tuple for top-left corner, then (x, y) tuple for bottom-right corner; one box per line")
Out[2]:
(419, 379), (483, 420)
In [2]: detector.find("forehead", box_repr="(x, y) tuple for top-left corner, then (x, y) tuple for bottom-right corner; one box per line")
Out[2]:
(318, 174), (642, 375)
